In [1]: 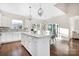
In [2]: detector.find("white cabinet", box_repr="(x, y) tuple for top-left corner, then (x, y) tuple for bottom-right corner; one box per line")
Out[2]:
(1, 32), (21, 43)
(12, 32), (21, 41)
(1, 33), (7, 42)
(21, 34), (37, 56)
(21, 33), (50, 56)
(1, 32), (12, 43)
(1, 16), (11, 27)
(0, 13), (2, 26)
(27, 37), (37, 55)
(0, 13), (11, 27)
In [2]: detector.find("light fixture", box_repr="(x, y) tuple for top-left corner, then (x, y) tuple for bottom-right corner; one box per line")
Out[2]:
(29, 6), (32, 20)
(38, 3), (43, 16)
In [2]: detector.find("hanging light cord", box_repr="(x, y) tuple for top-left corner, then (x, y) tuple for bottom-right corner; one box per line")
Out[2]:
(40, 3), (41, 8)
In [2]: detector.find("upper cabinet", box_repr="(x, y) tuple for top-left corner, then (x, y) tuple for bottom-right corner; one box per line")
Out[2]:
(1, 15), (11, 27)
(0, 13), (11, 27)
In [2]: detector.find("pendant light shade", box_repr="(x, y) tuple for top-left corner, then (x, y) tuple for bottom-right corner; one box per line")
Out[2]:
(38, 4), (43, 16)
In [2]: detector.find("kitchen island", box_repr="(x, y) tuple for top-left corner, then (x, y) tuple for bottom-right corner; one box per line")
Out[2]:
(21, 32), (52, 56)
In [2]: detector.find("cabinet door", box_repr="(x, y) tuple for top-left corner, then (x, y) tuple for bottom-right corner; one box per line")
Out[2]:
(27, 36), (37, 56)
(21, 34), (30, 52)
(1, 16), (11, 27)
(25, 35), (32, 54)
(0, 13), (2, 26)
(1, 32), (13, 43)
(21, 34), (37, 56)
(21, 34), (26, 46)
(1, 33), (7, 43)
(30, 38), (37, 56)
(12, 32), (21, 41)
(1, 32), (21, 43)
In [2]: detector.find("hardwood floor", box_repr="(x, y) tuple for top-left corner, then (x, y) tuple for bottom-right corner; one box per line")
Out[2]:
(0, 41), (31, 56)
(50, 39), (79, 56)
(1, 39), (79, 56)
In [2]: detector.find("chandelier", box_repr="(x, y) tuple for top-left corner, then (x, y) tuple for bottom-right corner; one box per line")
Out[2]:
(38, 3), (43, 16)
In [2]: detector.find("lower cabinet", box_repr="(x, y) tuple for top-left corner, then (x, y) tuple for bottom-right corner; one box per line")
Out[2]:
(21, 33), (50, 56)
(1, 32), (21, 43)
(21, 34), (37, 56)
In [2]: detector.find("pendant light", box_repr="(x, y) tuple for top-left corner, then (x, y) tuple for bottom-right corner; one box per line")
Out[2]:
(38, 3), (43, 16)
(29, 6), (32, 20)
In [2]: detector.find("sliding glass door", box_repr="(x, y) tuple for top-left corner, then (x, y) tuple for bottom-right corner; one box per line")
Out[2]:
(48, 24), (59, 37)
(48, 24), (69, 41)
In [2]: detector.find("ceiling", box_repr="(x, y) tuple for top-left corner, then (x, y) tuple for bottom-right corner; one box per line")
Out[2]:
(55, 3), (79, 17)
(0, 3), (66, 19)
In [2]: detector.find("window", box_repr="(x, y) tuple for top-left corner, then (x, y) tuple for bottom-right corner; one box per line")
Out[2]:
(48, 24), (52, 31)
(12, 19), (23, 30)
(59, 28), (69, 37)
(48, 24), (58, 34)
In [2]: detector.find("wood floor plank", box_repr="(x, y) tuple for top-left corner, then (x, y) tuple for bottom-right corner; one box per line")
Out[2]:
(50, 39), (79, 56)
(0, 41), (30, 56)
(1, 39), (79, 56)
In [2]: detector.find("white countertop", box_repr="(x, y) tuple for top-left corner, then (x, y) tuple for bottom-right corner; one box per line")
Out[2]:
(22, 31), (52, 38)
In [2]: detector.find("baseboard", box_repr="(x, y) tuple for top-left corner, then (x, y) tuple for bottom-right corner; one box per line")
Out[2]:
(1, 40), (21, 45)
(71, 38), (79, 40)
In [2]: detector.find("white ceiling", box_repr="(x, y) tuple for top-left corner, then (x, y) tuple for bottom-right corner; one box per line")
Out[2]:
(0, 3), (66, 19)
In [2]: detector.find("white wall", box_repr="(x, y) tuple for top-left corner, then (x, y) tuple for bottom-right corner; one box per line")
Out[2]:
(69, 16), (79, 38)
(69, 17), (75, 38)
(70, 16), (79, 33)
(75, 20), (79, 32)
(46, 15), (70, 28)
